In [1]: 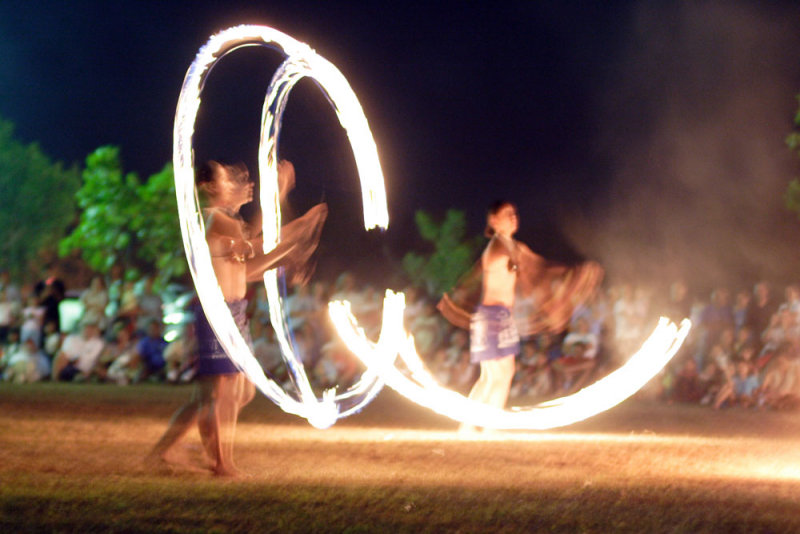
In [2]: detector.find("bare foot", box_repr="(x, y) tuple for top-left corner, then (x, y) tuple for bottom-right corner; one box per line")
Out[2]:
(145, 452), (211, 475)
(212, 464), (251, 478)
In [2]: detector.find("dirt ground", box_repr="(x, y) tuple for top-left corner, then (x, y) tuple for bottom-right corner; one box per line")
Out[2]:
(2, 383), (800, 532)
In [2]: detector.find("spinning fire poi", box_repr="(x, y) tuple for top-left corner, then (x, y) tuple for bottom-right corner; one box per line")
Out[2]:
(171, 24), (691, 436)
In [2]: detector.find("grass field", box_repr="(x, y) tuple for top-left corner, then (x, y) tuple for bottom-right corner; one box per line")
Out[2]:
(2, 383), (800, 533)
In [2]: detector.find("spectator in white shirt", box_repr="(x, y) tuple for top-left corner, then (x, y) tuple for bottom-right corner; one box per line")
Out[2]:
(52, 319), (105, 381)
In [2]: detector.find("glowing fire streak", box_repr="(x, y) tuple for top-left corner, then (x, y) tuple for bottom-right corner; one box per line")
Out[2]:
(175, 24), (690, 431)
(258, 48), (389, 424)
(330, 291), (691, 430)
(174, 25), (388, 428)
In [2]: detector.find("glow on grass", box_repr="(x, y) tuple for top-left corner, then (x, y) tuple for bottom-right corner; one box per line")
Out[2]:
(174, 25), (388, 428)
(330, 290), (691, 430)
(233, 427), (749, 446)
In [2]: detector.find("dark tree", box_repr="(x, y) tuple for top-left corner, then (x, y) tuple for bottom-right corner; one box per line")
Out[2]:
(0, 117), (80, 279)
(402, 209), (482, 296)
(59, 146), (186, 285)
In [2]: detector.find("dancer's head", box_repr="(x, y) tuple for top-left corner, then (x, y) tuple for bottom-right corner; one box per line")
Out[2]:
(485, 200), (518, 238)
(197, 160), (253, 209)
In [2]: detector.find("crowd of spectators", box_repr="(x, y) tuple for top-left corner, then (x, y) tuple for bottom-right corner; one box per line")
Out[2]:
(386, 278), (800, 411)
(0, 266), (176, 385)
(659, 282), (800, 410)
(4, 264), (800, 413)
(247, 273), (800, 412)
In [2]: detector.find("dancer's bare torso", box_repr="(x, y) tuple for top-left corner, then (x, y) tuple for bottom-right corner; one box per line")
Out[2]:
(481, 236), (517, 308)
(205, 208), (254, 302)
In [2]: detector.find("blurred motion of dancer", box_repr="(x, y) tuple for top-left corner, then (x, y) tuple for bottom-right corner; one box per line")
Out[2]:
(438, 200), (602, 431)
(149, 160), (326, 476)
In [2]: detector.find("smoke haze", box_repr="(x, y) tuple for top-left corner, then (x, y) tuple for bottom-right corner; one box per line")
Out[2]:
(566, 1), (800, 295)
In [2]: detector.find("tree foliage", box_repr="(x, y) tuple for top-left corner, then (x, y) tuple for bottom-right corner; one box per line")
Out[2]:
(0, 117), (80, 279)
(59, 146), (186, 285)
(402, 209), (483, 296)
(784, 95), (800, 217)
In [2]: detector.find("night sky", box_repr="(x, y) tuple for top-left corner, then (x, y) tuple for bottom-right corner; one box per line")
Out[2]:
(1, 1), (800, 294)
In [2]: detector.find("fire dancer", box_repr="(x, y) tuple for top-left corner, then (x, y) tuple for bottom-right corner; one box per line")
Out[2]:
(149, 159), (326, 475)
(438, 200), (602, 431)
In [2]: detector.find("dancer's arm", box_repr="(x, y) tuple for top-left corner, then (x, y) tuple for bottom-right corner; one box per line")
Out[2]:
(277, 159), (295, 203)
(516, 241), (563, 275)
(245, 240), (298, 282)
(241, 159), (296, 256)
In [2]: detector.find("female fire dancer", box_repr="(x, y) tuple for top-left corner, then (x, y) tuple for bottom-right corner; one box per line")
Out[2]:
(149, 159), (326, 476)
(438, 200), (602, 431)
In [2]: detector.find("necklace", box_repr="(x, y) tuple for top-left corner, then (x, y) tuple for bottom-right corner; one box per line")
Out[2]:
(204, 205), (242, 220)
(494, 234), (519, 272)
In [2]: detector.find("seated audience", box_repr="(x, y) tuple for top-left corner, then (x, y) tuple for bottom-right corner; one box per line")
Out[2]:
(670, 357), (704, 403)
(613, 284), (646, 359)
(0, 287), (21, 345)
(252, 320), (287, 384)
(409, 300), (445, 361)
(163, 323), (197, 384)
(20, 295), (45, 349)
(746, 281), (778, 353)
(732, 289), (750, 333)
(102, 324), (138, 385)
(133, 319), (167, 382)
(757, 309), (800, 369)
(80, 275), (109, 330)
(135, 275), (163, 335)
(510, 341), (553, 399)
(757, 343), (800, 410)
(42, 320), (62, 361)
(562, 318), (599, 360)
(0, 328), (22, 373)
(553, 340), (595, 394)
(713, 360), (759, 409)
(52, 320), (106, 381)
(430, 329), (470, 386)
(2, 334), (50, 383)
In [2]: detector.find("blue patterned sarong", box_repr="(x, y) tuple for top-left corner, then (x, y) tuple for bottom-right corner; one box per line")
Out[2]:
(195, 299), (252, 376)
(470, 304), (520, 363)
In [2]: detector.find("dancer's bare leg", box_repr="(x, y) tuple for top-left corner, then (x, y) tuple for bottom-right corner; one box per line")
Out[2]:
(460, 362), (491, 433)
(147, 384), (202, 469)
(460, 355), (516, 434)
(237, 375), (256, 412)
(467, 366), (489, 404)
(208, 374), (242, 477)
(198, 375), (225, 475)
(221, 375), (248, 472)
(196, 374), (253, 465)
(482, 355), (516, 409)
(196, 378), (216, 465)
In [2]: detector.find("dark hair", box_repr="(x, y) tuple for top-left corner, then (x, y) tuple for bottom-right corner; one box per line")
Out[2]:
(196, 160), (219, 187)
(484, 200), (517, 238)
(196, 160), (249, 188)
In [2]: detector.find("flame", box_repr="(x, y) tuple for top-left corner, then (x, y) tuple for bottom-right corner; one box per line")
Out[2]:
(174, 25), (388, 428)
(175, 24), (690, 431)
(330, 291), (691, 430)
